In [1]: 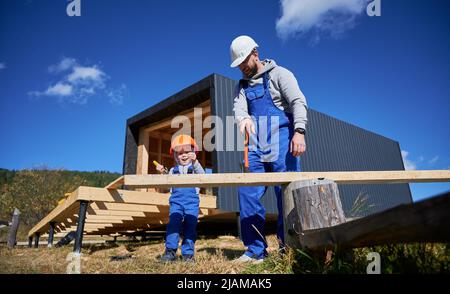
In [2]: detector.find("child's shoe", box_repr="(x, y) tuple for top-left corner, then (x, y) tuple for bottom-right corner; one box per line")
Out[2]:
(182, 254), (195, 263)
(233, 251), (266, 264)
(159, 249), (177, 263)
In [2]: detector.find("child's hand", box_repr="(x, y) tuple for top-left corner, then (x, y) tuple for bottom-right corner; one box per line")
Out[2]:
(156, 164), (166, 174)
(188, 152), (197, 162)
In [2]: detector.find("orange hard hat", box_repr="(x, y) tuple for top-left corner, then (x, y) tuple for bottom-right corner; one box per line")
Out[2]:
(170, 134), (199, 155)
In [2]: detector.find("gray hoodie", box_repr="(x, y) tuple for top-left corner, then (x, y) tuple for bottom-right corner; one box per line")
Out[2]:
(168, 160), (205, 194)
(233, 59), (308, 130)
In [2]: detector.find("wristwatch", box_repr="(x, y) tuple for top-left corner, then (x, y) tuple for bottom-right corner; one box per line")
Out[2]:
(295, 128), (306, 135)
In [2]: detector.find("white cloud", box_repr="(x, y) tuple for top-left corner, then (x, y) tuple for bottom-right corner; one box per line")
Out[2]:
(67, 66), (105, 84)
(0, 62), (6, 70)
(401, 150), (417, 170)
(28, 82), (73, 98)
(428, 155), (439, 165)
(276, 0), (369, 42)
(48, 57), (76, 73)
(29, 57), (125, 106)
(44, 83), (73, 96)
(107, 84), (128, 106)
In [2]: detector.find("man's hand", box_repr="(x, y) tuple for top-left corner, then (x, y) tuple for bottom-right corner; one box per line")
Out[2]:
(239, 118), (256, 135)
(188, 152), (197, 162)
(290, 132), (306, 157)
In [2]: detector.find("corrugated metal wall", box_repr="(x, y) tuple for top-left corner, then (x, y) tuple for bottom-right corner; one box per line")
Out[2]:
(212, 74), (412, 216)
(303, 109), (412, 217)
(211, 75), (244, 213)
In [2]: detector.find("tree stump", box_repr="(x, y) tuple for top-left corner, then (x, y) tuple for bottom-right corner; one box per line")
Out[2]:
(283, 179), (346, 249)
(7, 208), (20, 249)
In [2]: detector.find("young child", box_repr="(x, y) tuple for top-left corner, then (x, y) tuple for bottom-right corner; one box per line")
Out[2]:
(156, 134), (205, 262)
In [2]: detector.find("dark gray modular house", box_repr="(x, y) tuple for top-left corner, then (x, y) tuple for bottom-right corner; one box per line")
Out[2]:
(123, 73), (412, 228)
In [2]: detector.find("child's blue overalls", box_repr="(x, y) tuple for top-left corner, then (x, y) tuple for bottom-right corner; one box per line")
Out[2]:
(165, 165), (199, 256)
(238, 71), (301, 259)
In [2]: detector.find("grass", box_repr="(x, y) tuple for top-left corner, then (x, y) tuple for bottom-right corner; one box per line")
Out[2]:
(0, 235), (448, 274)
(0, 235), (278, 274)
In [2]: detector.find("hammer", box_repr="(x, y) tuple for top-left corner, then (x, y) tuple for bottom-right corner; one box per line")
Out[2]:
(243, 130), (249, 173)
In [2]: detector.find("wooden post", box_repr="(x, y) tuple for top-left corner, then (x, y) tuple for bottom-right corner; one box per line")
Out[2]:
(73, 201), (88, 254)
(48, 222), (56, 248)
(283, 179), (346, 249)
(28, 236), (33, 248)
(34, 232), (40, 248)
(7, 208), (20, 249)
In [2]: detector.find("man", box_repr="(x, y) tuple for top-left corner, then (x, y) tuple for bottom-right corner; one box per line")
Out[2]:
(230, 35), (308, 263)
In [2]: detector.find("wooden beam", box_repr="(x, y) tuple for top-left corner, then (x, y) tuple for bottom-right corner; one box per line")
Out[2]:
(75, 186), (216, 208)
(105, 176), (124, 189)
(84, 219), (125, 224)
(63, 223), (113, 229)
(87, 208), (147, 217)
(295, 191), (450, 249)
(124, 170), (450, 188)
(90, 202), (162, 213)
(136, 127), (150, 176)
(85, 215), (134, 222)
(91, 221), (168, 234)
(56, 223), (113, 233)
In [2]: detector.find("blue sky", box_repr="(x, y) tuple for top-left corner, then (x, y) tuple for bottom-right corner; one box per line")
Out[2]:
(0, 0), (449, 201)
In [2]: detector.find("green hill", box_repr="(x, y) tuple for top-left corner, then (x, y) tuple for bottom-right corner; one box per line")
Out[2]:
(0, 168), (121, 240)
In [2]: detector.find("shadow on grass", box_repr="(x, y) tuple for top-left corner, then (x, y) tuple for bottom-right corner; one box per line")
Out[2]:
(197, 247), (243, 260)
(84, 238), (164, 254)
(86, 242), (120, 254)
(124, 238), (164, 252)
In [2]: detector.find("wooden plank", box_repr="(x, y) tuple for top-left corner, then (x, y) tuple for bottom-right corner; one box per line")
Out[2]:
(90, 202), (162, 213)
(124, 170), (450, 188)
(91, 221), (168, 234)
(61, 223), (113, 229)
(136, 127), (150, 176)
(87, 208), (147, 217)
(200, 208), (209, 216)
(92, 211), (237, 235)
(85, 215), (134, 221)
(293, 191), (450, 249)
(56, 224), (113, 233)
(84, 219), (124, 224)
(105, 176), (124, 189)
(157, 135), (162, 170)
(106, 218), (168, 226)
(76, 186), (216, 208)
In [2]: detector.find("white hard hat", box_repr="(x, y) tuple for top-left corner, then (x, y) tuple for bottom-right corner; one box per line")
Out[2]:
(229, 35), (259, 68)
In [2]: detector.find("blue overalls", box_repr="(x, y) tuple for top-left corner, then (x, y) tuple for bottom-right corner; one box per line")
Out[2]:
(238, 71), (301, 259)
(165, 165), (199, 256)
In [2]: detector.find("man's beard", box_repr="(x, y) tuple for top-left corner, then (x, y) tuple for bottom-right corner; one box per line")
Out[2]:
(247, 65), (258, 78)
